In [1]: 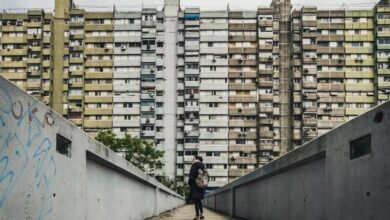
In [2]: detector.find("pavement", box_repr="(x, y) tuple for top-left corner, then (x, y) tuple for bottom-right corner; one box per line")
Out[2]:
(147, 205), (240, 220)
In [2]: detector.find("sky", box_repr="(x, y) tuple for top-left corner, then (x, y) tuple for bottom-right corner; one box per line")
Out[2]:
(0, 0), (380, 11)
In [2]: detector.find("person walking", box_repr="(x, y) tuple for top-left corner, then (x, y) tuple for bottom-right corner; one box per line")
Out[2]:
(188, 155), (206, 220)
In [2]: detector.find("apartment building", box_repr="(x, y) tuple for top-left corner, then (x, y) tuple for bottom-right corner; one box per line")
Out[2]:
(1, 0), (390, 187)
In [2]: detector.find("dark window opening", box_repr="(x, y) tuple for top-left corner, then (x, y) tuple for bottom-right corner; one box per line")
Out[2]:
(350, 134), (371, 160)
(56, 134), (72, 158)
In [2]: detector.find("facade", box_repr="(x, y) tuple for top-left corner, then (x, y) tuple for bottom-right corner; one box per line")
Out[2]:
(1, 0), (390, 187)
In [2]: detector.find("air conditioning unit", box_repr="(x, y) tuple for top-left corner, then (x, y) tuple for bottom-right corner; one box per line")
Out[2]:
(238, 107), (243, 112)
(238, 58), (243, 63)
(230, 156), (236, 160)
(311, 56), (317, 60)
(355, 57), (361, 62)
(121, 45), (126, 51)
(68, 81), (73, 85)
(149, 93), (154, 97)
(146, 118), (150, 123)
(150, 106), (155, 110)
(141, 131), (145, 135)
(268, 55), (273, 60)
(212, 58), (216, 62)
(150, 68), (155, 72)
(69, 33), (74, 38)
(184, 131), (189, 135)
(303, 68), (309, 73)
(189, 94), (194, 98)
(33, 33), (37, 38)
(207, 128), (213, 132)
(303, 92), (308, 97)
(189, 118), (194, 122)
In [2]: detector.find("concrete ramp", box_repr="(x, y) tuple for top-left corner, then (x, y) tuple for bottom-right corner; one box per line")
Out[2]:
(205, 100), (390, 220)
(0, 76), (184, 219)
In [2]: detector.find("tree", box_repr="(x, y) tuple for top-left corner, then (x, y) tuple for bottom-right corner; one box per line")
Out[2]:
(156, 175), (189, 197)
(95, 130), (163, 172)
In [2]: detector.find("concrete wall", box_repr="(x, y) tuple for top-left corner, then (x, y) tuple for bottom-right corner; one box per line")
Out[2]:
(204, 100), (390, 220)
(0, 76), (184, 220)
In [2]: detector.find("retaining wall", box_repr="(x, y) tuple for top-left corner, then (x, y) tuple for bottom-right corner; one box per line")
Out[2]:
(205, 100), (390, 220)
(0, 76), (184, 220)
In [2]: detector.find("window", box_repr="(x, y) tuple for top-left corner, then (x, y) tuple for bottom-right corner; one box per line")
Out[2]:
(124, 115), (131, 120)
(123, 103), (133, 108)
(209, 103), (219, 108)
(350, 134), (371, 160)
(56, 134), (71, 158)
(236, 139), (245, 144)
(352, 42), (364, 47)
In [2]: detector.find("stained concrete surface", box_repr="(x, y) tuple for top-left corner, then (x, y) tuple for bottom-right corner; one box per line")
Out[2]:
(149, 205), (240, 220)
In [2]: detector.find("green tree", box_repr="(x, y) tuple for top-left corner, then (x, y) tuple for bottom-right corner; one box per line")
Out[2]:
(95, 130), (163, 172)
(156, 175), (189, 197)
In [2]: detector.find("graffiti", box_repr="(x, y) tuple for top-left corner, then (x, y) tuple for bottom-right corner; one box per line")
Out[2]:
(0, 83), (57, 220)
(12, 101), (23, 120)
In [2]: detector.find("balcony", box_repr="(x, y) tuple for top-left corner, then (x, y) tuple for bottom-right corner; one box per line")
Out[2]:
(345, 59), (374, 66)
(345, 108), (368, 116)
(303, 119), (317, 127)
(228, 96), (257, 103)
(83, 120), (112, 128)
(229, 157), (257, 165)
(229, 131), (256, 139)
(85, 60), (113, 67)
(228, 169), (252, 177)
(345, 83), (374, 92)
(229, 120), (257, 127)
(84, 108), (113, 115)
(345, 96), (375, 103)
(84, 84), (112, 91)
(84, 96), (113, 103)
(317, 83), (344, 92)
(228, 83), (257, 90)
(0, 61), (26, 68)
(85, 72), (113, 79)
(228, 107), (256, 115)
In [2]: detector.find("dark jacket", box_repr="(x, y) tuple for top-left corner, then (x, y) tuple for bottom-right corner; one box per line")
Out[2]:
(188, 161), (205, 201)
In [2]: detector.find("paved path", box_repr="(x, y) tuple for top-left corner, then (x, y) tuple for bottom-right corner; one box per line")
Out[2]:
(148, 205), (239, 220)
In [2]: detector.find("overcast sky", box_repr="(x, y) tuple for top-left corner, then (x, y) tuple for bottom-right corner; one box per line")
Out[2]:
(0, 0), (380, 11)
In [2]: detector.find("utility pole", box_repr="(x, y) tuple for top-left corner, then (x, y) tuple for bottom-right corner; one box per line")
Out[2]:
(278, 0), (293, 154)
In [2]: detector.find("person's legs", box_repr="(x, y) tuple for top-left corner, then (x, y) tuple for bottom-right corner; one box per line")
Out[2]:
(199, 199), (204, 216)
(194, 199), (200, 217)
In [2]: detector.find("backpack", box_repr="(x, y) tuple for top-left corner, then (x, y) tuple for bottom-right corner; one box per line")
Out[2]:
(195, 168), (209, 188)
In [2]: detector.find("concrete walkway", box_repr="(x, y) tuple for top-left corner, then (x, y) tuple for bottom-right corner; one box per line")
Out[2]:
(148, 205), (239, 220)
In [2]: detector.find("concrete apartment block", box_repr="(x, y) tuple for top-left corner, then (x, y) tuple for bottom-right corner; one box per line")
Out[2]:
(2, 0), (390, 187)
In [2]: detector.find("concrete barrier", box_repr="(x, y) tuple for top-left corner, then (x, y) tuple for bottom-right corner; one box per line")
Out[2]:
(204, 101), (390, 220)
(0, 76), (184, 220)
